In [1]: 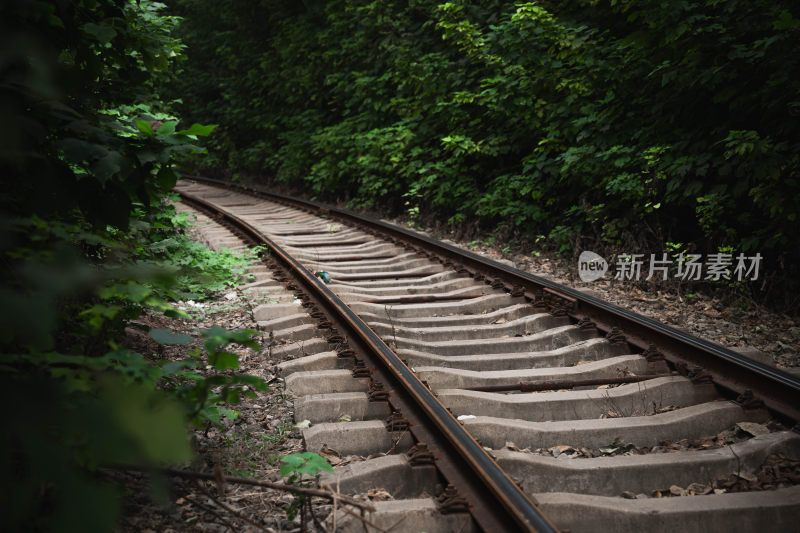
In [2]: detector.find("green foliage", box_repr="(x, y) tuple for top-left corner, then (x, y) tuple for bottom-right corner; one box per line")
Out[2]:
(129, 205), (257, 298)
(279, 452), (334, 481)
(0, 1), (235, 531)
(162, 238), (258, 297)
(114, 199), (258, 300)
(1, 0), (200, 228)
(0, 201), (258, 531)
(0, 374), (190, 532)
(0, 204), (262, 531)
(278, 452), (333, 520)
(169, 0), (800, 304)
(152, 326), (269, 428)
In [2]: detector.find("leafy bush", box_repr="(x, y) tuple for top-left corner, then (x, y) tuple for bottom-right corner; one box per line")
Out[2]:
(169, 0), (800, 306)
(0, 1), (254, 531)
(129, 200), (259, 298)
(152, 325), (269, 428)
(0, 197), (267, 531)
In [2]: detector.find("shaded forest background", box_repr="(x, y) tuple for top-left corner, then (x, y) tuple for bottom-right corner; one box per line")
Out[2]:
(168, 0), (800, 308)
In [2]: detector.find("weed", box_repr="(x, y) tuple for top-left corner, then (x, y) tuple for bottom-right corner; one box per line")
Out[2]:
(279, 452), (334, 524)
(266, 421), (294, 444)
(152, 326), (269, 428)
(591, 381), (666, 418)
(155, 238), (258, 299)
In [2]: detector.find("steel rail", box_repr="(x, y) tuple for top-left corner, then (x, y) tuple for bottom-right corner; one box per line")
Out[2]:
(177, 188), (557, 533)
(181, 176), (800, 422)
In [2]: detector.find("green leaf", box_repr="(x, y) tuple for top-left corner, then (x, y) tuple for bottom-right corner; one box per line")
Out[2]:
(99, 376), (192, 462)
(177, 123), (217, 137)
(157, 167), (178, 190)
(137, 150), (158, 164)
(279, 454), (305, 476)
(136, 120), (155, 136)
(99, 282), (152, 303)
(160, 360), (194, 375)
(83, 22), (117, 43)
(210, 351), (239, 370)
(201, 326), (259, 353)
(156, 121), (178, 136)
(197, 405), (221, 425)
(774, 10), (800, 30)
(57, 138), (108, 161)
(164, 307), (190, 319)
(279, 452), (333, 478)
(149, 328), (194, 345)
(148, 238), (179, 252)
(92, 152), (123, 182)
(220, 408), (240, 420)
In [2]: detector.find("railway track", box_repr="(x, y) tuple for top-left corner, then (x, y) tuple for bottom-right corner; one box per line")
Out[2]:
(174, 177), (800, 532)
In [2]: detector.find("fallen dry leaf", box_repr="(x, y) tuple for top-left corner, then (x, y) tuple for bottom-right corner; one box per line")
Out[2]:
(367, 488), (393, 501)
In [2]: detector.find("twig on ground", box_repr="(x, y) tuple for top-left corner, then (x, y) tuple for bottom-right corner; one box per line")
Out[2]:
(194, 479), (271, 532)
(116, 465), (376, 512)
(185, 493), (238, 531)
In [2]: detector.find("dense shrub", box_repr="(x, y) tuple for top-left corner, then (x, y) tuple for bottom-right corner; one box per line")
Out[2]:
(168, 0), (799, 306)
(0, 2), (264, 530)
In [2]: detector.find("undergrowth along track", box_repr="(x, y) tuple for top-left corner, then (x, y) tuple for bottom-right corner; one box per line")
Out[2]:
(175, 177), (800, 533)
